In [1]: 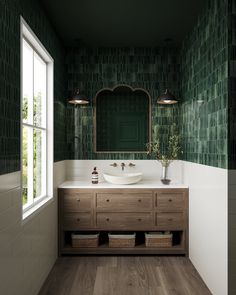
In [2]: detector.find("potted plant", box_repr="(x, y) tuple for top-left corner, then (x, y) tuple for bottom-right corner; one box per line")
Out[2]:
(146, 124), (182, 184)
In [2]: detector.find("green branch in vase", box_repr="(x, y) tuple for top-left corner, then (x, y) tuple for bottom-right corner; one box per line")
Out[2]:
(146, 126), (183, 166)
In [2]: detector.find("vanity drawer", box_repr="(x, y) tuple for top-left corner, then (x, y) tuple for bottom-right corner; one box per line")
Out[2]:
(63, 213), (93, 229)
(96, 193), (153, 211)
(63, 193), (93, 212)
(96, 213), (154, 229)
(156, 213), (185, 230)
(156, 193), (185, 212)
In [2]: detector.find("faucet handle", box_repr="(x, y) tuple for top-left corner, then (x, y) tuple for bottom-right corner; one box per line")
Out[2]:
(110, 163), (117, 167)
(128, 163), (135, 167)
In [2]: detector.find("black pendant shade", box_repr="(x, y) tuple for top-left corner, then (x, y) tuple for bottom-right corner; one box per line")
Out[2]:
(157, 89), (178, 105)
(68, 89), (89, 105)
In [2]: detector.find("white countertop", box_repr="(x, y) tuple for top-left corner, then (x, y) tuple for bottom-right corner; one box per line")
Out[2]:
(58, 179), (188, 189)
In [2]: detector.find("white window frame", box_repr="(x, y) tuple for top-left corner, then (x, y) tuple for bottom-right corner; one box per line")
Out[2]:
(20, 17), (54, 220)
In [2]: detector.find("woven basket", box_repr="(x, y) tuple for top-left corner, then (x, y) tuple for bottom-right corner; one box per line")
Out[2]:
(108, 233), (136, 248)
(72, 233), (99, 248)
(145, 232), (172, 248)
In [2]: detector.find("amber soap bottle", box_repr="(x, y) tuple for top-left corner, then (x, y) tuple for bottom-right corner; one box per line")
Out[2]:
(92, 167), (98, 184)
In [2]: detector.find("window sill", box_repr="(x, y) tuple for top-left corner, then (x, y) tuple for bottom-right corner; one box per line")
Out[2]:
(22, 195), (54, 225)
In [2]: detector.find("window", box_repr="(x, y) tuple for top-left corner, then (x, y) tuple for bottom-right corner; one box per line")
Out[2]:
(21, 18), (53, 218)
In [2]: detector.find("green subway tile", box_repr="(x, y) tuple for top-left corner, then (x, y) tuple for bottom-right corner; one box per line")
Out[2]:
(0, 0), (66, 175)
(180, 0), (229, 169)
(66, 46), (180, 161)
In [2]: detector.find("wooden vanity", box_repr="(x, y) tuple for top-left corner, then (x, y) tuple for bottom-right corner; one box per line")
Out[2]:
(58, 186), (188, 255)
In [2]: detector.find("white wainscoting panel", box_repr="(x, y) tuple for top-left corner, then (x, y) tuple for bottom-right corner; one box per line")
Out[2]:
(228, 170), (236, 294)
(183, 161), (228, 295)
(0, 160), (66, 295)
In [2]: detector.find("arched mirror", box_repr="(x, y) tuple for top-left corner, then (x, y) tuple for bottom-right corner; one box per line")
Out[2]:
(94, 85), (151, 153)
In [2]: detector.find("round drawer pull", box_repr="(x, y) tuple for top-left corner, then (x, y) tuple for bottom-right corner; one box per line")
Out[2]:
(138, 218), (142, 222)
(77, 199), (80, 202)
(138, 199), (142, 202)
(168, 218), (173, 221)
(106, 218), (110, 222)
(77, 218), (80, 222)
(168, 199), (172, 202)
(106, 199), (110, 202)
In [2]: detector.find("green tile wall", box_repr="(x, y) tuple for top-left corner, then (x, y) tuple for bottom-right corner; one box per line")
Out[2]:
(228, 0), (236, 169)
(66, 47), (180, 160)
(0, 0), (66, 175)
(180, 0), (228, 168)
(0, 0), (232, 170)
(66, 0), (231, 168)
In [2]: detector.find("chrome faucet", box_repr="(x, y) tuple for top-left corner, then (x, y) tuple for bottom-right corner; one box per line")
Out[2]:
(121, 163), (125, 171)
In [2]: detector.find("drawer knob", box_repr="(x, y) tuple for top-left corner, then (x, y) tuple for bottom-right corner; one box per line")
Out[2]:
(138, 199), (142, 202)
(138, 218), (142, 222)
(77, 218), (80, 222)
(106, 218), (110, 222)
(77, 199), (80, 202)
(168, 199), (172, 202)
(168, 218), (173, 221)
(106, 199), (110, 202)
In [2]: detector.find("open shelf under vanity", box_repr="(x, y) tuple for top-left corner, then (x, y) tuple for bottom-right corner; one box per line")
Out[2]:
(61, 230), (186, 255)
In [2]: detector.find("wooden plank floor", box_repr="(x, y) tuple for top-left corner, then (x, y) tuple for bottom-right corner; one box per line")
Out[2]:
(39, 256), (212, 295)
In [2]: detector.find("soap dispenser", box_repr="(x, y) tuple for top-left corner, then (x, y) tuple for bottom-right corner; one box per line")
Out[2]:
(92, 167), (98, 184)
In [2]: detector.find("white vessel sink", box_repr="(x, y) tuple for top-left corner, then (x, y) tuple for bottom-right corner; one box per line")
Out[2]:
(103, 172), (143, 185)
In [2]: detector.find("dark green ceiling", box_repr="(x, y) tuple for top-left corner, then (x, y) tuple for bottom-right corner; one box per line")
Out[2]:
(40, 0), (206, 46)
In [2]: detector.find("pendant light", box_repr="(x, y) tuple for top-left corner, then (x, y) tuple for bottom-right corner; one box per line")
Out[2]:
(68, 89), (89, 105)
(157, 89), (178, 104)
(157, 38), (178, 105)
